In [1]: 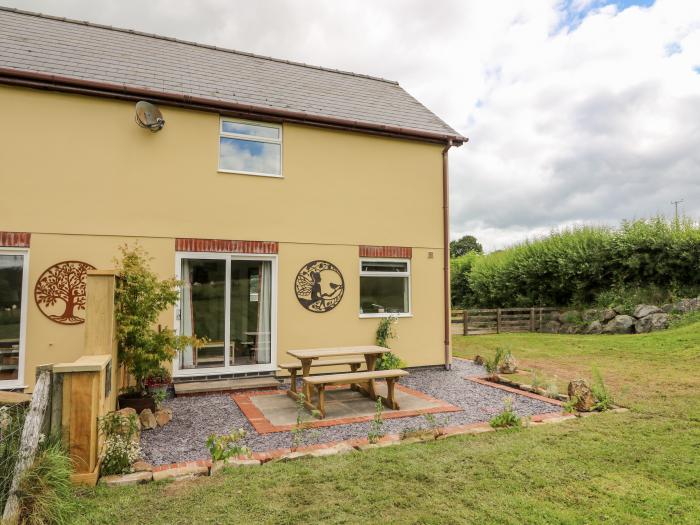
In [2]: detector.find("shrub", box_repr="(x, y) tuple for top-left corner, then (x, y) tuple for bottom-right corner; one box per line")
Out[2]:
(489, 397), (522, 429)
(206, 429), (250, 462)
(98, 412), (141, 476)
(450, 251), (479, 307)
(290, 393), (320, 451)
(591, 369), (614, 411)
(461, 217), (700, 308)
(375, 315), (397, 348)
(484, 347), (507, 379)
(376, 352), (406, 370)
(17, 440), (76, 525)
(115, 245), (201, 394)
(0, 404), (25, 511)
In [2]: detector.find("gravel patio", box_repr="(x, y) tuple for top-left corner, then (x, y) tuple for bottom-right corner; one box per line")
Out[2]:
(141, 359), (560, 465)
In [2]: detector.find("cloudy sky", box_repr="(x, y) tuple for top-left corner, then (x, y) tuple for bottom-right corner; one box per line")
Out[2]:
(6, 0), (699, 251)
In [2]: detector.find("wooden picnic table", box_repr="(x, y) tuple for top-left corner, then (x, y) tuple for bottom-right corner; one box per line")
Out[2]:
(286, 346), (388, 402)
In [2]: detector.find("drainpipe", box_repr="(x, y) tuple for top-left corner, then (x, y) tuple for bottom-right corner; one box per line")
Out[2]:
(442, 140), (453, 370)
(441, 137), (466, 370)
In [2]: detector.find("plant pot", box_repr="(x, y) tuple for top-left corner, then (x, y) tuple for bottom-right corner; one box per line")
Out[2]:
(118, 393), (156, 413)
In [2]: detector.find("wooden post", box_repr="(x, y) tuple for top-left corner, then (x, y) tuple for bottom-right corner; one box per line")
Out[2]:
(463, 310), (469, 336)
(496, 308), (501, 334)
(530, 307), (535, 332)
(3, 371), (51, 524)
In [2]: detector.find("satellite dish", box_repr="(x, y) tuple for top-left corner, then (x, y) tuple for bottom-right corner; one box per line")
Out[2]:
(135, 101), (165, 132)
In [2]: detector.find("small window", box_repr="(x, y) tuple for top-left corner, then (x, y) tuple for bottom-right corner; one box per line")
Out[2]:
(360, 259), (411, 316)
(219, 118), (282, 177)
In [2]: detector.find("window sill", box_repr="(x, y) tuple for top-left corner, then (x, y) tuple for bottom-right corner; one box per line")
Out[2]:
(217, 169), (284, 179)
(359, 313), (413, 319)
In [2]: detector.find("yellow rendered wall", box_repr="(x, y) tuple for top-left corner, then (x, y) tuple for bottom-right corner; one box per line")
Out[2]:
(0, 85), (447, 391)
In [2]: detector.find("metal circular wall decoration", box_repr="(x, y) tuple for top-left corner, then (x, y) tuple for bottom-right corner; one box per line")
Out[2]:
(295, 260), (345, 313)
(34, 261), (96, 325)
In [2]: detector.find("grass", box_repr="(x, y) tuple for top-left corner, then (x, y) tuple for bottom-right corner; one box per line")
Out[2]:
(72, 322), (700, 524)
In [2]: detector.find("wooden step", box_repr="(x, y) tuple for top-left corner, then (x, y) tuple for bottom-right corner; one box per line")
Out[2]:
(174, 376), (280, 396)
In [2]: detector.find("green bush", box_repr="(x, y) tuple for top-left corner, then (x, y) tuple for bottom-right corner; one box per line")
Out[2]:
(98, 412), (141, 476)
(206, 429), (250, 462)
(489, 397), (522, 429)
(17, 441), (76, 525)
(457, 217), (700, 307)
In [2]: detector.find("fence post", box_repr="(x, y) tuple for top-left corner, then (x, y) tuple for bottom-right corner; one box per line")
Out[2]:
(496, 308), (501, 334)
(463, 310), (469, 336)
(2, 370), (51, 524)
(530, 307), (535, 332)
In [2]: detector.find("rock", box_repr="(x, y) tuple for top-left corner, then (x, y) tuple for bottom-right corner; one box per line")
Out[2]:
(99, 471), (152, 486)
(582, 309), (599, 322)
(661, 303), (674, 313)
(499, 354), (517, 374)
(473, 355), (484, 365)
(633, 304), (662, 319)
(567, 380), (595, 411)
(671, 297), (700, 313)
(585, 320), (603, 334)
(540, 320), (561, 333)
(114, 408), (141, 433)
(139, 409), (157, 430)
(561, 324), (582, 335)
(210, 458), (261, 475)
(132, 461), (153, 472)
(154, 408), (173, 427)
(152, 464), (209, 482)
(635, 312), (669, 333)
(116, 407), (137, 418)
(601, 308), (617, 322)
(309, 443), (354, 457)
(602, 315), (635, 334)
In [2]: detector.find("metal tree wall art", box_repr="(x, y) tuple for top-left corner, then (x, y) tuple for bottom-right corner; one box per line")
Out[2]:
(34, 260), (95, 325)
(295, 260), (345, 313)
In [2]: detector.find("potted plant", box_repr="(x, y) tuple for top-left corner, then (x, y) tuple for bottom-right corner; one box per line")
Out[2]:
(115, 245), (200, 412)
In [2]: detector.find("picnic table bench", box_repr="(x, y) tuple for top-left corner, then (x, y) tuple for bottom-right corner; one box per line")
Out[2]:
(304, 369), (409, 418)
(284, 345), (409, 418)
(279, 357), (365, 397)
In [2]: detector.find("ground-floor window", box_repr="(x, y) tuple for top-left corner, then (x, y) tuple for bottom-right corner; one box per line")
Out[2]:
(176, 254), (275, 375)
(0, 250), (28, 387)
(359, 259), (411, 316)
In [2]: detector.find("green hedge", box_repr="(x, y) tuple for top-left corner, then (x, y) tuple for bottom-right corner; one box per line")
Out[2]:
(455, 217), (700, 308)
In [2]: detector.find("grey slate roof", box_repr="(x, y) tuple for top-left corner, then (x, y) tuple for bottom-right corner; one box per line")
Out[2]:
(0, 7), (464, 141)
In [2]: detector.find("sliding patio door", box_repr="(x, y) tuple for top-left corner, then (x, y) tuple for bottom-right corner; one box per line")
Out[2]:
(0, 251), (28, 389)
(176, 254), (275, 376)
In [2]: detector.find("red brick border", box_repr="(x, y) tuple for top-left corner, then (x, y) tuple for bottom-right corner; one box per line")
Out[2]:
(0, 231), (30, 248)
(359, 245), (412, 258)
(232, 385), (462, 434)
(176, 238), (278, 254)
(465, 376), (564, 406)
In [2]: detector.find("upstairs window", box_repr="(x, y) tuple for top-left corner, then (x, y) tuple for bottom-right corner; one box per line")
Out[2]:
(219, 118), (282, 177)
(359, 259), (411, 316)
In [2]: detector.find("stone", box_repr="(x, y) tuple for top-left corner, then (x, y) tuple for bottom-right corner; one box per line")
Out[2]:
(585, 320), (603, 334)
(154, 408), (173, 427)
(635, 312), (669, 333)
(661, 303), (674, 313)
(99, 471), (152, 486)
(602, 315), (635, 334)
(309, 443), (354, 457)
(114, 408), (141, 433)
(499, 353), (517, 374)
(139, 408), (157, 430)
(116, 407), (137, 418)
(672, 297), (700, 313)
(473, 355), (484, 365)
(540, 320), (560, 333)
(561, 324), (582, 335)
(601, 308), (617, 322)
(633, 304), (662, 319)
(152, 464), (209, 482)
(582, 309), (599, 322)
(567, 380), (595, 411)
(210, 458), (261, 475)
(132, 461), (153, 472)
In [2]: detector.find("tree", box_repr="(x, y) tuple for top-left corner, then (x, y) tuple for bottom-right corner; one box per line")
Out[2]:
(450, 235), (483, 258)
(115, 245), (200, 393)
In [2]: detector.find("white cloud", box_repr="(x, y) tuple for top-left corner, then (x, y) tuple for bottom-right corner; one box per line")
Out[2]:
(5, 0), (700, 251)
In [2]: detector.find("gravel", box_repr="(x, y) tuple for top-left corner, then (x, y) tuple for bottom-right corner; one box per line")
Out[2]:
(141, 359), (559, 465)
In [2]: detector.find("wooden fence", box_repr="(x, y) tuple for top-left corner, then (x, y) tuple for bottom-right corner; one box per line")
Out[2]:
(452, 307), (561, 335)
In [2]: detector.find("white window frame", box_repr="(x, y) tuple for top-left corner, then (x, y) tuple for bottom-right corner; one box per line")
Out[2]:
(359, 257), (412, 318)
(218, 117), (283, 178)
(0, 248), (29, 390)
(172, 251), (278, 378)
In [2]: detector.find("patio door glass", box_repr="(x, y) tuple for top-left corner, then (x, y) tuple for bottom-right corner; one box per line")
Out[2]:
(178, 255), (274, 374)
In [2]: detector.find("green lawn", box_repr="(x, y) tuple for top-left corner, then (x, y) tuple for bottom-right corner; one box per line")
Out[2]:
(73, 321), (700, 524)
